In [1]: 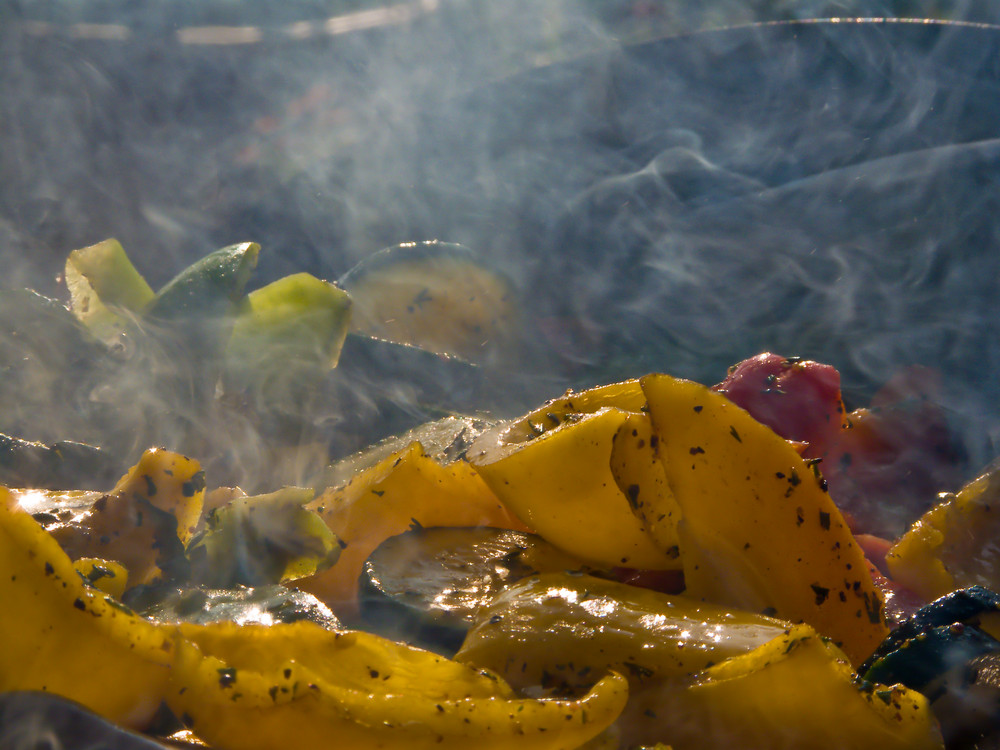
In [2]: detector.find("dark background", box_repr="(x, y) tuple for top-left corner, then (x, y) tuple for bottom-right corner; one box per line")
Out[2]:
(3, 1), (1000, 468)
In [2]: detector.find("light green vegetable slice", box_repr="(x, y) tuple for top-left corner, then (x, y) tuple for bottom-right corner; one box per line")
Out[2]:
(65, 238), (155, 340)
(224, 272), (352, 407)
(187, 487), (341, 588)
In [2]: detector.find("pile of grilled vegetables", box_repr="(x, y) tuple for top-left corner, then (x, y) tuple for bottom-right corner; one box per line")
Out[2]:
(0, 239), (998, 749)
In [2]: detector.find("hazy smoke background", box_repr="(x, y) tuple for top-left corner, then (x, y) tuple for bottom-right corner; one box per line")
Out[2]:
(3, 0), (1000, 474)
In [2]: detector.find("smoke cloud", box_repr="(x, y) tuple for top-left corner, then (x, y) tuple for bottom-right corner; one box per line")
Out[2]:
(2, 7), (1000, 477)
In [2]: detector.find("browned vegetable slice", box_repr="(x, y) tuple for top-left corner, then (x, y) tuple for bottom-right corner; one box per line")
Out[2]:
(44, 448), (205, 587)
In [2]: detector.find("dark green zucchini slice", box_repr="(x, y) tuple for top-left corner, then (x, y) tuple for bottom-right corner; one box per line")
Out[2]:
(358, 526), (608, 655)
(861, 586), (1000, 749)
(144, 242), (259, 323)
(861, 586), (1000, 675)
(142, 242), (260, 362)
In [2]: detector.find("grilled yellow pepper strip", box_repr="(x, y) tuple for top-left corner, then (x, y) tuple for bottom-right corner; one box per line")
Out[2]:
(468, 378), (678, 569)
(456, 572), (791, 693)
(608, 411), (683, 561)
(637, 374), (888, 665)
(886, 463), (1000, 601)
(0, 496), (174, 729)
(646, 625), (943, 750)
(168, 621), (628, 750)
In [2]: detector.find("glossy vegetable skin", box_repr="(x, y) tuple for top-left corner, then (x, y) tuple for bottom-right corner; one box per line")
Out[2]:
(298, 441), (527, 619)
(637, 625), (943, 750)
(456, 572), (791, 692)
(359, 526), (606, 653)
(887, 463), (1000, 601)
(0, 495), (175, 729)
(635, 373), (888, 665)
(0, 490), (628, 750)
(468, 379), (679, 569)
(457, 574), (942, 750)
(168, 621), (628, 750)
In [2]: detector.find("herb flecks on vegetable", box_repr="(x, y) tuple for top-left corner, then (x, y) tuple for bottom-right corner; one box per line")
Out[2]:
(167, 620), (627, 750)
(638, 373), (888, 666)
(0, 495), (174, 729)
(298, 441), (525, 621)
(468, 379), (678, 570)
(43, 448), (204, 587)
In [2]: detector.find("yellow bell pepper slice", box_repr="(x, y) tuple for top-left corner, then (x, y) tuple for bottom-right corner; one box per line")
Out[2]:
(468, 378), (679, 569)
(651, 624), (943, 750)
(608, 411), (683, 561)
(638, 373), (887, 665)
(0, 495), (174, 729)
(494, 378), (648, 444)
(456, 572), (791, 692)
(298, 441), (527, 619)
(167, 621), (628, 750)
(886, 465), (1000, 601)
